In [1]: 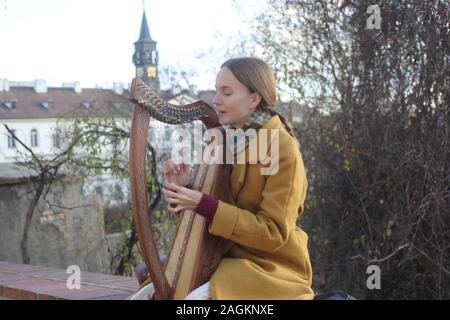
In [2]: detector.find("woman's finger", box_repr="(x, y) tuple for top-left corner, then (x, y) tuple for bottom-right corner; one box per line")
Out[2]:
(163, 192), (179, 203)
(163, 191), (181, 203)
(167, 159), (179, 173)
(180, 161), (188, 173)
(162, 188), (180, 199)
(165, 197), (179, 205)
(168, 161), (176, 172)
(163, 162), (174, 175)
(163, 170), (174, 183)
(167, 204), (184, 214)
(165, 182), (184, 191)
(167, 205), (176, 214)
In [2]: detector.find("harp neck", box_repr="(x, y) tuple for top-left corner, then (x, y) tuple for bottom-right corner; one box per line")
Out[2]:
(130, 78), (220, 129)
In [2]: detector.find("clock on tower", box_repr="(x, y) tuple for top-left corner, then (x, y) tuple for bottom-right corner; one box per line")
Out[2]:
(147, 66), (157, 78)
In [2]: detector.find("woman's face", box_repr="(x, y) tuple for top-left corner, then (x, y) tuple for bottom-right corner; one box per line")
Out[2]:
(213, 67), (260, 128)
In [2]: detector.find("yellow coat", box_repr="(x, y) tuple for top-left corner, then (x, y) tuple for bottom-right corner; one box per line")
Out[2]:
(208, 115), (314, 300)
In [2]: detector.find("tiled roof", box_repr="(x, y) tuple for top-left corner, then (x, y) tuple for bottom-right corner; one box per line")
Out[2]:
(0, 87), (132, 120)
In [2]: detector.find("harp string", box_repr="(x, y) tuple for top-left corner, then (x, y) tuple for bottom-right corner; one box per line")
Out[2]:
(145, 104), (200, 289)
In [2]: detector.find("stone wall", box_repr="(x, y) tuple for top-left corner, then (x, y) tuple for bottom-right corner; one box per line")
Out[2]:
(0, 176), (113, 273)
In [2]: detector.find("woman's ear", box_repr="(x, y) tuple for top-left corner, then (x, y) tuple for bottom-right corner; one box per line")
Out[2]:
(250, 93), (261, 110)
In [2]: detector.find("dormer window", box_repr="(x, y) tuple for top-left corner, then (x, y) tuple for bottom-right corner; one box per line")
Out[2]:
(2, 101), (16, 109)
(39, 101), (51, 110)
(81, 102), (91, 110)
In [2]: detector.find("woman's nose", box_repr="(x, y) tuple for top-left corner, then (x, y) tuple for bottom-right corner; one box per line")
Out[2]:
(213, 93), (221, 106)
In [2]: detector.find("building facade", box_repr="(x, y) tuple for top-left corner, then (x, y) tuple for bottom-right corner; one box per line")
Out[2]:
(0, 80), (130, 163)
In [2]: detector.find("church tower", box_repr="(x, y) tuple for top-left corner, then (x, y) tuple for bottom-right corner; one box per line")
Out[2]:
(133, 10), (159, 92)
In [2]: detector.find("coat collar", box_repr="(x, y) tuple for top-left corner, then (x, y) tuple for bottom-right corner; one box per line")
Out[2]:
(229, 115), (282, 202)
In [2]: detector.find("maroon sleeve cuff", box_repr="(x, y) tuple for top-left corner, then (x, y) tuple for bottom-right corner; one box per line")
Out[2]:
(194, 193), (219, 224)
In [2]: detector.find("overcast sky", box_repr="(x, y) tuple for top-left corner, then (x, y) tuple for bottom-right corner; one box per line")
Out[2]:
(0, 0), (261, 90)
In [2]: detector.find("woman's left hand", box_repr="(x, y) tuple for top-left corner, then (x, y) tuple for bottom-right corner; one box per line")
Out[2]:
(162, 182), (203, 215)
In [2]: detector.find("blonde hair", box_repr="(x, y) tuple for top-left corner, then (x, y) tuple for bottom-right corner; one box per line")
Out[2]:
(221, 57), (297, 139)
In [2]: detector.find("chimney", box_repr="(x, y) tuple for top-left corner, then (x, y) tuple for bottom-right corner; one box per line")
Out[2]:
(62, 81), (82, 93)
(0, 79), (9, 92)
(34, 79), (47, 93)
(74, 81), (81, 93)
(113, 82), (124, 95)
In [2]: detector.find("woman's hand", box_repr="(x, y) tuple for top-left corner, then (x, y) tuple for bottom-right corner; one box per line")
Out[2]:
(163, 159), (190, 187)
(162, 182), (203, 215)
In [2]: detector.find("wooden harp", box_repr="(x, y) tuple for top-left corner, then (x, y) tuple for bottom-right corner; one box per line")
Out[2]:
(129, 78), (232, 299)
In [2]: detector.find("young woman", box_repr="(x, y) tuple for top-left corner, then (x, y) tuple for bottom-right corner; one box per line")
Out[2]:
(132, 57), (314, 300)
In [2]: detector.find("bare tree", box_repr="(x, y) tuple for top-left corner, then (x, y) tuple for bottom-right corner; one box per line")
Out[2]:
(4, 124), (89, 264)
(250, 0), (449, 299)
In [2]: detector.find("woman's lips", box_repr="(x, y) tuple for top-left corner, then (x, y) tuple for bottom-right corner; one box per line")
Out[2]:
(218, 111), (227, 116)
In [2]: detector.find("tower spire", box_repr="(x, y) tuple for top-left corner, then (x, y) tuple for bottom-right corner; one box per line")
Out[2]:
(138, 9), (152, 42)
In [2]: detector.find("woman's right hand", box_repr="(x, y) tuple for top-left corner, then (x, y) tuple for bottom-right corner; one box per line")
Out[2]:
(163, 159), (191, 187)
